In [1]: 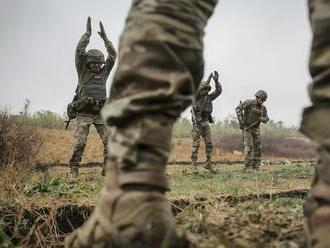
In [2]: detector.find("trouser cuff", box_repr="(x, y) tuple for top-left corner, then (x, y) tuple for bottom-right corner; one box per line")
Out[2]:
(119, 169), (169, 191)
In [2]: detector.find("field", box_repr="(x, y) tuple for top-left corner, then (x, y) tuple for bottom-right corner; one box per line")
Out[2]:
(0, 125), (315, 248)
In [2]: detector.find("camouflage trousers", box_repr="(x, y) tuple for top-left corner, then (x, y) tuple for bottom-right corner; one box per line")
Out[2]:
(300, 0), (330, 245)
(191, 121), (213, 163)
(69, 115), (109, 168)
(243, 127), (261, 170)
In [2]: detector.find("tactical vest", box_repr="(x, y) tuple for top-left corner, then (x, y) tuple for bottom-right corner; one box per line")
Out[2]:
(244, 104), (262, 128)
(195, 96), (214, 123)
(80, 74), (106, 100)
(77, 74), (106, 114)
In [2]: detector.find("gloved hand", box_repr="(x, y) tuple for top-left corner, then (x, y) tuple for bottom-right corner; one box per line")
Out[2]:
(207, 72), (213, 83)
(86, 16), (92, 36)
(98, 21), (107, 40)
(212, 70), (219, 82)
(260, 117), (268, 123)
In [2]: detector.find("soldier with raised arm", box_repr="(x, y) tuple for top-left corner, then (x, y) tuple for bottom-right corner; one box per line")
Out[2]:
(67, 17), (117, 179)
(236, 90), (269, 170)
(191, 71), (222, 173)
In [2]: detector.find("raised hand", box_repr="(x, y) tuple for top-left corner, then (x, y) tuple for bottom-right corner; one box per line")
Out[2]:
(86, 16), (92, 35)
(212, 70), (219, 82)
(98, 21), (107, 39)
(207, 72), (213, 83)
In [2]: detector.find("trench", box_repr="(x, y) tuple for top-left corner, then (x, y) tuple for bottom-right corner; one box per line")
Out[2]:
(0, 189), (308, 247)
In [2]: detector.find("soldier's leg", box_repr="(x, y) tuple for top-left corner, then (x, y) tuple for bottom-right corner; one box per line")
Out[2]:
(94, 123), (110, 175)
(65, 1), (218, 247)
(191, 124), (202, 167)
(301, 0), (330, 246)
(202, 124), (215, 173)
(243, 130), (253, 169)
(251, 128), (261, 170)
(69, 117), (91, 177)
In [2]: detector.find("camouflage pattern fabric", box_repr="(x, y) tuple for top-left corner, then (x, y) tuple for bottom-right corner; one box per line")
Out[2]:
(300, 0), (330, 246)
(236, 99), (269, 170)
(75, 31), (116, 87)
(191, 120), (213, 163)
(236, 99), (269, 128)
(190, 73), (221, 166)
(243, 127), (261, 170)
(101, 0), (219, 188)
(69, 115), (109, 168)
(65, 1), (218, 247)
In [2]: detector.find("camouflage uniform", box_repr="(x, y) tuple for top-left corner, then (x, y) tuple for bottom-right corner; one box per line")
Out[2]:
(236, 98), (269, 170)
(300, 0), (330, 246)
(191, 76), (222, 171)
(68, 28), (117, 171)
(65, 1), (218, 247)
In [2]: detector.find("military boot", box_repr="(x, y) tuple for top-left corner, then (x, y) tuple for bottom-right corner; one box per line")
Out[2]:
(204, 159), (216, 174)
(68, 166), (79, 181)
(65, 162), (185, 248)
(243, 159), (253, 171)
(304, 144), (330, 247)
(251, 160), (260, 171)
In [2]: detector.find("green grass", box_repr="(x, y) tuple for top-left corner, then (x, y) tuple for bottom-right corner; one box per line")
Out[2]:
(168, 164), (313, 199)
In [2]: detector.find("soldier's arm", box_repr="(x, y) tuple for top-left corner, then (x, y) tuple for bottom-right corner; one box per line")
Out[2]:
(235, 100), (252, 123)
(99, 22), (117, 78)
(260, 106), (270, 123)
(75, 17), (91, 75)
(209, 71), (222, 100)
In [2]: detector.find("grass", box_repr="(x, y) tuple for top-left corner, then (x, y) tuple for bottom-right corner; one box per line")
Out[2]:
(0, 163), (313, 247)
(167, 163), (313, 199)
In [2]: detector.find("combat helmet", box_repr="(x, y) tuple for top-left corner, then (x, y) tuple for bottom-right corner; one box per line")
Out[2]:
(255, 90), (267, 101)
(198, 81), (211, 91)
(86, 49), (105, 64)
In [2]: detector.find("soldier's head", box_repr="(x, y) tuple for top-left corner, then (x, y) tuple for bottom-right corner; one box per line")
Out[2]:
(86, 49), (105, 73)
(255, 90), (267, 105)
(198, 81), (211, 96)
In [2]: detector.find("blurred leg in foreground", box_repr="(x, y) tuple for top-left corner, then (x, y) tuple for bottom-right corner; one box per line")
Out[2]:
(65, 0), (218, 247)
(301, 0), (330, 247)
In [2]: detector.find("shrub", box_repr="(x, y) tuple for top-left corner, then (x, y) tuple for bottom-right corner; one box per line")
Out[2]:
(0, 109), (42, 167)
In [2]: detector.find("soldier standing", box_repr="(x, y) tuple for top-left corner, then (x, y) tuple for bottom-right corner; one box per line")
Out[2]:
(236, 90), (269, 170)
(191, 71), (222, 173)
(67, 17), (117, 179)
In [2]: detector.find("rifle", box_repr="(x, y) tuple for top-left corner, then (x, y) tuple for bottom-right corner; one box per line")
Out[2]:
(64, 118), (71, 130)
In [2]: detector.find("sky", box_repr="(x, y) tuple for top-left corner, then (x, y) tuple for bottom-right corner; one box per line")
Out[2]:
(0, 0), (312, 126)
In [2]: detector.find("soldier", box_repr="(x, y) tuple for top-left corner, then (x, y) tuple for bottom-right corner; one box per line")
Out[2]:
(67, 17), (117, 179)
(65, 1), (330, 247)
(191, 71), (222, 173)
(235, 90), (269, 170)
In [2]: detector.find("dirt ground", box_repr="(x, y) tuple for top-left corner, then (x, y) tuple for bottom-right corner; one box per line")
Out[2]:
(0, 163), (313, 248)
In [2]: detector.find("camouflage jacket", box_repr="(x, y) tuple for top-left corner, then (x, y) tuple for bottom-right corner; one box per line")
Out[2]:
(192, 81), (222, 123)
(75, 32), (117, 87)
(72, 32), (117, 115)
(236, 99), (269, 129)
(121, 0), (219, 50)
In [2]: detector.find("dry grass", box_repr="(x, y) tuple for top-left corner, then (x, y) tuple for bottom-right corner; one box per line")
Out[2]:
(0, 111), (42, 167)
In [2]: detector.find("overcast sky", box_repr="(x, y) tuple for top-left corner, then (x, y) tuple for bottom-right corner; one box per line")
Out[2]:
(0, 0), (312, 126)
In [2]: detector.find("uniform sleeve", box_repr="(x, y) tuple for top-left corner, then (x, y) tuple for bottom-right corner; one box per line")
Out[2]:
(235, 100), (252, 123)
(75, 33), (90, 75)
(209, 80), (222, 100)
(261, 106), (270, 123)
(101, 37), (117, 78)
